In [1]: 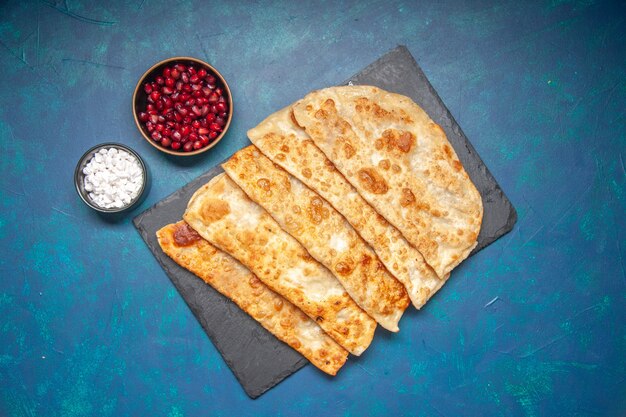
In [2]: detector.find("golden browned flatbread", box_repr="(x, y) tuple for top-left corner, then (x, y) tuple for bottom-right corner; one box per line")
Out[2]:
(223, 145), (410, 331)
(247, 106), (448, 308)
(156, 221), (348, 375)
(292, 86), (483, 278)
(183, 173), (376, 356)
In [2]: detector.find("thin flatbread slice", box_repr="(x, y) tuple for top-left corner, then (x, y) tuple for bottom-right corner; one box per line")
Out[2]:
(292, 86), (483, 278)
(184, 173), (376, 356)
(248, 106), (447, 308)
(223, 145), (409, 331)
(157, 221), (348, 375)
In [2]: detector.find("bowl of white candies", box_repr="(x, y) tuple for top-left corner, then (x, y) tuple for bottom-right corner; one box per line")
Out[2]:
(74, 143), (148, 213)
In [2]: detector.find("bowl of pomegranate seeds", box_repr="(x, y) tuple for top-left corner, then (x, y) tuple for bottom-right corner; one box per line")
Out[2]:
(133, 57), (233, 155)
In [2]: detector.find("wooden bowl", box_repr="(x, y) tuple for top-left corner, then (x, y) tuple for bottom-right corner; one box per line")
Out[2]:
(132, 57), (233, 156)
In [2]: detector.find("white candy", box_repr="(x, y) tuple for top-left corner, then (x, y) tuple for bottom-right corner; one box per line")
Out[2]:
(83, 147), (144, 209)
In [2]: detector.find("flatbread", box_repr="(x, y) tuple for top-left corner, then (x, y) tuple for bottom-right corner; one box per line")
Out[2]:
(184, 173), (376, 355)
(223, 145), (409, 331)
(157, 221), (348, 375)
(248, 105), (447, 308)
(292, 86), (483, 278)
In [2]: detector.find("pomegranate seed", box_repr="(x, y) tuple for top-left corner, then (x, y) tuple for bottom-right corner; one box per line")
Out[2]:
(156, 100), (164, 111)
(183, 116), (192, 124)
(201, 105), (209, 116)
(163, 128), (172, 137)
(185, 98), (196, 107)
(210, 122), (222, 131)
(209, 131), (218, 139)
(166, 121), (176, 128)
(175, 63), (187, 72)
(192, 105), (202, 116)
(155, 76), (165, 85)
(202, 87), (212, 96)
(171, 141), (181, 150)
(171, 68), (180, 79)
(161, 137), (172, 148)
(206, 113), (216, 123)
(181, 72), (189, 83)
(191, 83), (202, 91)
(210, 105), (218, 114)
(174, 113), (183, 122)
(190, 74), (200, 84)
(163, 67), (171, 78)
(208, 92), (219, 104)
(192, 90), (202, 98)
(151, 131), (162, 142)
(180, 134), (189, 143)
(215, 117), (225, 127)
(144, 83), (153, 94)
(158, 115), (165, 123)
(181, 125), (191, 136)
(219, 111), (228, 118)
(197, 68), (207, 78)
(215, 88), (223, 96)
(162, 86), (174, 95)
(172, 131), (182, 141)
(193, 140), (203, 150)
(183, 142), (193, 152)
(147, 104), (155, 111)
(163, 97), (173, 108)
(145, 121), (154, 132)
(188, 66), (196, 74)
(156, 123), (164, 132)
(179, 93), (190, 102)
(149, 114), (159, 124)
(175, 104), (187, 116)
(150, 91), (161, 101)
(165, 112), (175, 121)
(216, 102), (227, 113)
(192, 120), (201, 129)
(183, 84), (192, 93)
(200, 135), (210, 146)
(139, 112), (149, 122)
(165, 77), (175, 87)
(198, 127), (209, 135)
(206, 75), (216, 85)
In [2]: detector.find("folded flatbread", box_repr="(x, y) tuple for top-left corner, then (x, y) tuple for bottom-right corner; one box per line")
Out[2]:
(292, 86), (483, 278)
(223, 145), (409, 331)
(247, 105), (447, 308)
(184, 173), (376, 355)
(157, 221), (348, 375)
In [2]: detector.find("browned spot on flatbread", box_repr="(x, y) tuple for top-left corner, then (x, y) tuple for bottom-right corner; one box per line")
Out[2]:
(357, 168), (388, 194)
(344, 143), (355, 159)
(201, 198), (230, 223)
(173, 222), (201, 247)
(257, 178), (271, 191)
(379, 129), (415, 154)
(453, 160), (463, 171)
(307, 196), (328, 224)
(335, 258), (354, 276)
(302, 167), (312, 178)
(281, 144), (290, 153)
(400, 188), (416, 207)
(379, 159), (390, 170)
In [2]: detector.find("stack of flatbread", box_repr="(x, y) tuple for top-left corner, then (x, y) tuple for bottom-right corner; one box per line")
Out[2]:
(156, 86), (483, 376)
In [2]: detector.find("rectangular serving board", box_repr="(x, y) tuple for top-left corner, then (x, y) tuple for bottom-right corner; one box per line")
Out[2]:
(133, 45), (517, 399)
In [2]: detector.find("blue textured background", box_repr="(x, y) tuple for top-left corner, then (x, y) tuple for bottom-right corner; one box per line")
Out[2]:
(1, 1), (625, 416)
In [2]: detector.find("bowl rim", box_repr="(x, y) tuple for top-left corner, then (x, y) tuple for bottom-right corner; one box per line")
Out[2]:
(132, 56), (233, 156)
(74, 142), (148, 213)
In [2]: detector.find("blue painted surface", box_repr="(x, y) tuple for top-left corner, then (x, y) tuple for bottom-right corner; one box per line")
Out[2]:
(1, 1), (625, 416)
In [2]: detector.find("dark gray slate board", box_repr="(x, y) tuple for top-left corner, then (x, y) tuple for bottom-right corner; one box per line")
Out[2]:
(133, 45), (517, 399)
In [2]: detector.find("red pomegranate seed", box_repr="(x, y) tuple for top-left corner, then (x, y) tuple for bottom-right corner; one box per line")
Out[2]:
(181, 125), (191, 136)
(185, 98), (196, 107)
(219, 111), (228, 118)
(171, 68), (180, 79)
(149, 114), (158, 124)
(174, 113), (183, 122)
(216, 102), (227, 113)
(215, 88), (223, 96)
(163, 97), (173, 108)
(171, 141), (181, 150)
(188, 66), (196, 75)
(172, 130), (182, 141)
(165, 77), (175, 87)
(146, 122), (154, 132)
(206, 75), (216, 84)
(200, 135), (210, 146)
(156, 123), (164, 132)
(201, 105), (209, 116)
(156, 100), (164, 111)
(163, 128), (172, 137)
(209, 131), (218, 140)
(193, 140), (203, 150)
(192, 120), (201, 129)
(188, 132), (199, 142)
(144, 83), (153, 94)
(210, 122), (222, 131)
(179, 93), (190, 102)
(183, 142), (193, 152)
(183, 116), (192, 124)
(197, 68), (207, 78)
(216, 117), (226, 127)
(158, 115), (166, 123)
(175, 104), (187, 116)
(210, 105), (218, 114)
(150, 91), (161, 101)
(181, 72), (189, 83)
(161, 137), (172, 148)
(191, 83), (202, 91)
(192, 90), (202, 98)
(155, 76), (165, 85)
(183, 84), (192, 93)
(198, 127), (209, 135)
(163, 67), (171, 78)
(190, 74), (200, 84)
(208, 92), (219, 104)
(175, 63), (187, 72)
(163, 86), (174, 95)
(139, 112), (149, 122)
(202, 87), (212, 96)
(192, 105), (202, 116)
(151, 131), (162, 142)
(206, 113), (216, 123)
